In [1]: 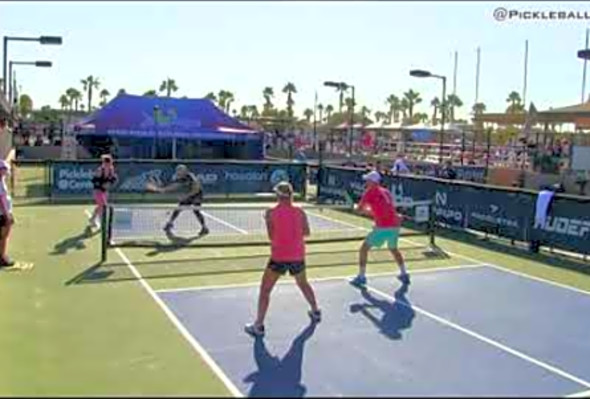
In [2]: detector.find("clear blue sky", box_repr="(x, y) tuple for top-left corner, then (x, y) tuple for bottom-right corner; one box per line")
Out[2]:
(2, 1), (590, 119)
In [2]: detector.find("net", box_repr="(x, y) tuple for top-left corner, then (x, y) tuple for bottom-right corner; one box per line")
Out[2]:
(101, 201), (435, 259)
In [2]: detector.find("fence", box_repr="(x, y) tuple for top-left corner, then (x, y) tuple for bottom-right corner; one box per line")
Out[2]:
(11, 159), (307, 202)
(317, 165), (590, 256)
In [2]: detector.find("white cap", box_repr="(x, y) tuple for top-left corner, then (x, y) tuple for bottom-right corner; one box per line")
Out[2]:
(362, 170), (381, 183)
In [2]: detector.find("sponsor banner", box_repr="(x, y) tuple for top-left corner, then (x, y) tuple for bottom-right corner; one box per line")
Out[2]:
(409, 162), (487, 183)
(51, 161), (306, 196)
(317, 166), (365, 205)
(464, 187), (533, 241)
(531, 197), (590, 254)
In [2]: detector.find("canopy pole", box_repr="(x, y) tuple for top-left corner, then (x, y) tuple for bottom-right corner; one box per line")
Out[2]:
(172, 137), (177, 160)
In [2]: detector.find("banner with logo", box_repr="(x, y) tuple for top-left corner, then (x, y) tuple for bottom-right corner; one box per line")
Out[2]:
(530, 196), (590, 254)
(51, 161), (306, 196)
(409, 162), (487, 183)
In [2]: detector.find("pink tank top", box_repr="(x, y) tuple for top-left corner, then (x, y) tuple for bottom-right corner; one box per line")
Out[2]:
(269, 203), (305, 262)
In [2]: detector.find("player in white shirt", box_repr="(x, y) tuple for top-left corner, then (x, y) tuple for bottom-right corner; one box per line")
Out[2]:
(0, 160), (15, 268)
(391, 154), (410, 175)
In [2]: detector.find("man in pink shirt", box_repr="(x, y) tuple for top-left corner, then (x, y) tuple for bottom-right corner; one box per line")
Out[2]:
(351, 170), (410, 287)
(245, 182), (321, 337)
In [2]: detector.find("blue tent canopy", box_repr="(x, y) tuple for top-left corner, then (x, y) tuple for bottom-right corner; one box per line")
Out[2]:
(76, 94), (260, 141)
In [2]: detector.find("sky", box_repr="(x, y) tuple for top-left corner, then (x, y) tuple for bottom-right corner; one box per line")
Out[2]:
(2, 1), (590, 120)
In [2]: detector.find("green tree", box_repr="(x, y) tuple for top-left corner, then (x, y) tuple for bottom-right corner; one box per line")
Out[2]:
(282, 82), (297, 117)
(317, 103), (324, 123)
(446, 94), (463, 122)
(472, 102), (486, 115)
(99, 89), (110, 106)
(325, 104), (334, 121)
(374, 111), (387, 123)
(336, 85), (347, 113)
(117, 88), (126, 96)
(403, 89), (422, 120)
(262, 87), (274, 112)
(66, 88), (82, 112)
(400, 98), (409, 122)
(217, 90), (229, 111)
(224, 91), (235, 113)
(205, 92), (217, 104)
(159, 78), (178, 97)
(386, 94), (402, 123)
(81, 75), (100, 111)
(143, 90), (157, 97)
(303, 108), (313, 122)
(248, 105), (259, 119)
(413, 112), (429, 124)
(506, 91), (524, 114)
(240, 105), (249, 119)
(360, 106), (371, 120)
(59, 94), (70, 111)
(18, 94), (33, 117)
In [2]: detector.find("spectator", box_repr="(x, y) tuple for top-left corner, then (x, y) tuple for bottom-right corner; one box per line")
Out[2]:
(391, 154), (410, 175)
(440, 160), (457, 180)
(0, 161), (14, 268)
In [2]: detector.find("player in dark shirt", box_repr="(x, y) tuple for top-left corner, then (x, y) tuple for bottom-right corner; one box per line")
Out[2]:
(89, 154), (118, 228)
(149, 164), (209, 236)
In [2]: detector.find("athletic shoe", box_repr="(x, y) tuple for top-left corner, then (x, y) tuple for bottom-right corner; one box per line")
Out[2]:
(244, 323), (265, 337)
(350, 275), (367, 287)
(199, 226), (210, 236)
(308, 309), (322, 323)
(0, 258), (15, 268)
(398, 273), (411, 285)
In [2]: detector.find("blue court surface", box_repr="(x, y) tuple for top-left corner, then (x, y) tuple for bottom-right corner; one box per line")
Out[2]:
(156, 265), (590, 397)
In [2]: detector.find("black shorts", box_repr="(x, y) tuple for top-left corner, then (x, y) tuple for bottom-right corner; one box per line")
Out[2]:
(179, 193), (203, 207)
(267, 259), (306, 276)
(0, 215), (7, 228)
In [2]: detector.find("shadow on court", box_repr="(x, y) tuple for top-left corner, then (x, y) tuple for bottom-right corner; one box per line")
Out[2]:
(51, 226), (100, 255)
(145, 229), (206, 257)
(64, 261), (114, 286)
(350, 284), (415, 340)
(243, 322), (317, 397)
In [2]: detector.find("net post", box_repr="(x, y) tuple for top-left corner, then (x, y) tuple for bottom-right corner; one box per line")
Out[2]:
(100, 205), (109, 263)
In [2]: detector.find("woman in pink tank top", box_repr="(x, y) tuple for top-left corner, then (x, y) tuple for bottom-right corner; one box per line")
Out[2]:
(244, 182), (322, 338)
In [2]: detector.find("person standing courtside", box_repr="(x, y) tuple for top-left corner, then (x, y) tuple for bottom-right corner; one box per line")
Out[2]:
(0, 160), (15, 268)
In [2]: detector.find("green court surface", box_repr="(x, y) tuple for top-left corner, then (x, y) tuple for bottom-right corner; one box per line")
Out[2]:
(2, 203), (590, 396)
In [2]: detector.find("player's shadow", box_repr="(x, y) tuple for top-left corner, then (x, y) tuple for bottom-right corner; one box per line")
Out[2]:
(350, 284), (415, 340)
(51, 225), (99, 255)
(243, 322), (317, 397)
(145, 229), (206, 257)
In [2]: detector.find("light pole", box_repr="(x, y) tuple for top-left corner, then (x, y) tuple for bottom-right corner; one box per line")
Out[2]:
(324, 80), (355, 156)
(410, 69), (447, 164)
(2, 35), (62, 99)
(8, 61), (52, 105)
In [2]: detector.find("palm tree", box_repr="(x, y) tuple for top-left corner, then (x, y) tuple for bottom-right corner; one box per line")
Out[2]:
(325, 104), (334, 121)
(374, 111), (387, 123)
(403, 89), (422, 120)
(386, 95), (402, 123)
(66, 88), (82, 112)
(360, 106), (371, 120)
(143, 90), (158, 97)
(400, 98), (410, 122)
(446, 94), (463, 122)
(506, 91), (524, 114)
(282, 82), (297, 117)
(303, 108), (313, 122)
(205, 92), (217, 104)
(58, 94), (70, 111)
(18, 94), (33, 117)
(231, 109), (237, 117)
(81, 75), (100, 111)
(413, 112), (429, 124)
(240, 105), (249, 119)
(336, 85), (347, 113)
(159, 78), (178, 97)
(217, 90), (229, 111)
(99, 89), (110, 106)
(262, 87), (274, 112)
(317, 103), (324, 123)
(248, 105), (260, 119)
(472, 102), (486, 115)
(117, 88), (126, 96)
(431, 97), (440, 124)
(224, 92), (235, 113)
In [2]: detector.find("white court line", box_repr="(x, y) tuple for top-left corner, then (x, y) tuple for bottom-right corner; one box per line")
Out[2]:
(568, 389), (590, 398)
(201, 210), (249, 235)
(358, 280), (590, 390)
(155, 263), (487, 294)
(439, 247), (590, 298)
(306, 210), (368, 232)
(84, 210), (242, 397)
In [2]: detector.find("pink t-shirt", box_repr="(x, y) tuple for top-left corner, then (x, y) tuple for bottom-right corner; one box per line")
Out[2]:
(269, 203), (306, 262)
(358, 185), (400, 228)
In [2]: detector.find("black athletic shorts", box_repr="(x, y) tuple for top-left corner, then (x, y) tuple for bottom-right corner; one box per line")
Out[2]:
(179, 193), (203, 207)
(0, 215), (10, 228)
(267, 259), (306, 276)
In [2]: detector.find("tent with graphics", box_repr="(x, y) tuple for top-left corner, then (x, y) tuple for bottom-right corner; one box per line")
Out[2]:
(74, 94), (263, 159)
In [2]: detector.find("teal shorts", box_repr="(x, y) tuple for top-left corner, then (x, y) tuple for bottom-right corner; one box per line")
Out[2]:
(365, 227), (400, 249)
